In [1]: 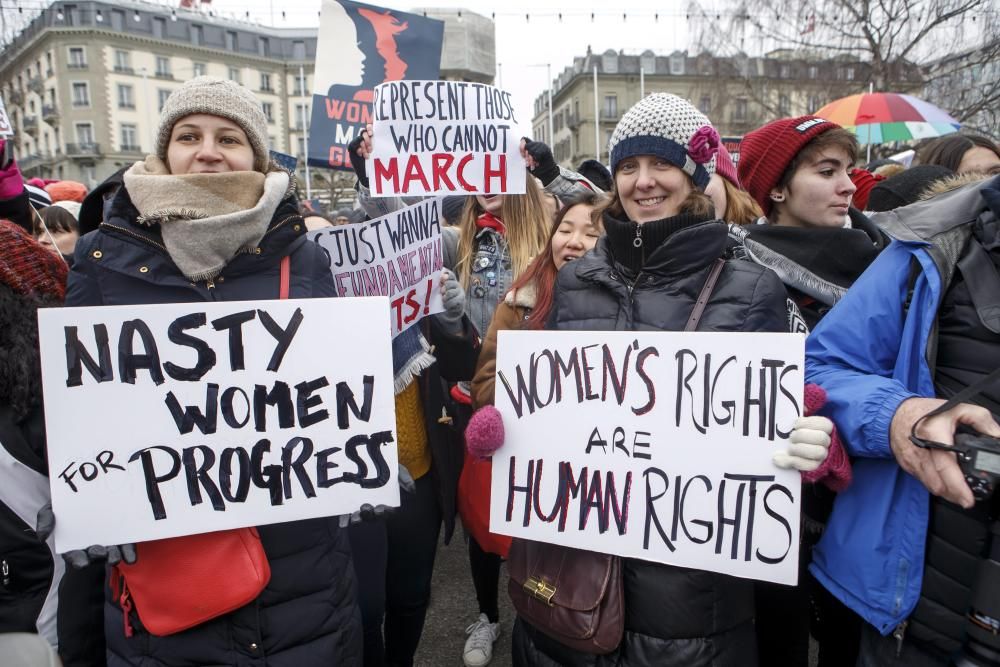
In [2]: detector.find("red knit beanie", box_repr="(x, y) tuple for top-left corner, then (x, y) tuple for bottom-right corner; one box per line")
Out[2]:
(848, 168), (884, 211)
(0, 219), (68, 301)
(737, 116), (838, 216)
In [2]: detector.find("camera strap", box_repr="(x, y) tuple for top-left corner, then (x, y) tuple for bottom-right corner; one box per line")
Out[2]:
(911, 364), (1000, 439)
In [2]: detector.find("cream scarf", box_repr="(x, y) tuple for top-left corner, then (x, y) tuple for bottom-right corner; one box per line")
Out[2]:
(123, 156), (290, 281)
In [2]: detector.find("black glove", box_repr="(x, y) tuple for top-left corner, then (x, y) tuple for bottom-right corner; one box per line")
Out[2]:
(36, 503), (137, 568)
(348, 131), (370, 188)
(0, 139), (13, 171)
(522, 137), (560, 186)
(337, 464), (416, 528)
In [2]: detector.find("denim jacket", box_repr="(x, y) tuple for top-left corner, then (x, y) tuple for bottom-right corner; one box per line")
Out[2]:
(442, 225), (510, 337)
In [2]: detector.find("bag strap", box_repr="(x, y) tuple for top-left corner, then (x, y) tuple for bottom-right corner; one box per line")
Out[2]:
(685, 258), (726, 332)
(279, 255), (290, 300)
(911, 364), (1000, 442)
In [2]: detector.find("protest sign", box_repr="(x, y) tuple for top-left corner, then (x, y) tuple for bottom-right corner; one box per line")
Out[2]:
(310, 198), (444, 337)
(309, 0), (444, 170)
(0, 96), (13, 137)
(366, 80), (527, 197)
(490, 330), (804, 585)
(38, 297), (398, 553)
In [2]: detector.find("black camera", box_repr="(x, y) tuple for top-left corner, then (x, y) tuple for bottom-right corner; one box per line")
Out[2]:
(910, 430), (1000, 501)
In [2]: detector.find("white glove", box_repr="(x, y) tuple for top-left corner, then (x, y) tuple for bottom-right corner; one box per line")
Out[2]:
(773, 416), (833, 472)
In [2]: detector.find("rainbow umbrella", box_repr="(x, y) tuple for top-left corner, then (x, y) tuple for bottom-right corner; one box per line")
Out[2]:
(814, 93), (960, 144)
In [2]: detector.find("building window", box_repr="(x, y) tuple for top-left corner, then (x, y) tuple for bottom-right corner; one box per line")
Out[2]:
(292, 41), (306, 60)
(121, 123), (139, 151)
(75, 122), (95, 145)
(602, 95), (617, 119)
(699, 95), (712, 114)
(192, 62), (206, 77)
(601, 52), (618, 74)
(294, 103), (308, 129)
(152, 17), (166, 39)
(734, 97), (748, 122)
(155, 56), (172, 79)
(260, 73), (272, 92)
(226, 31), (238, 51)
(191, 24), (203, 46)
(71, 82), (90, 107)
(258, 37), (270, 57)
(808, 65), (819, 79)
(808, 94), (822, 113)
(262, 102), (274, 123)
(778, 94), (790, 116)
(780, 64), (791, 79)
(229, 67), (241, 84)
(158, 89), (172, 113)
(845, 67), (855, 81)
(640, 53), (656, 74)
(297, 137), (306, 157)
(669, 54), (685, 75)
(68, 47), (86, 68)
(293, 74), (307, 96)
(111, 9), (125, 31)
(117, 84), (135, 109)
(114, 50), (131, 73)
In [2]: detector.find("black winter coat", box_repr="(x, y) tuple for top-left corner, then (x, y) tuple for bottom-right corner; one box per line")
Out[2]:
(66, 186), (362, 666)
(514, 216), (789, 667)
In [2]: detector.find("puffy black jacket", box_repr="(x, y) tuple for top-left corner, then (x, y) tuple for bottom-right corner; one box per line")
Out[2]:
(514, 215), (788, 667)
(66, 186), (362, 666)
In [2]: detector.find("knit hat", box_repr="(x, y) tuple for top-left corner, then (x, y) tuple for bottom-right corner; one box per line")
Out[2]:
(848, 168), (884, 211)
(715, 142), (740, 187)
(738, 115), (839, 216)
(24, 183), (52, 211)
(44, 180), (87, 203)
(52, 200), (82, 219)
(576, 159), (613, 191)
(0, 219), (68, 301)
(867, 165), (955, 212)
(607, 93), (718, 189)
(155, 76), (270, 172)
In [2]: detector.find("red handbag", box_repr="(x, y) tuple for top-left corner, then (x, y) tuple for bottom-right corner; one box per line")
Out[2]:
(112, 528), (271, 637)
(108, 256), (293, 637)
(457, 451), (512, 558)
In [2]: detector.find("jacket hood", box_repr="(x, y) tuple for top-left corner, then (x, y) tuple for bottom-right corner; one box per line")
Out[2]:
(504, 281), (537, 309)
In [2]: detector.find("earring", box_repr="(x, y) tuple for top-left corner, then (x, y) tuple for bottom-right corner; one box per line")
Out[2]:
(770, 193), (785, 202)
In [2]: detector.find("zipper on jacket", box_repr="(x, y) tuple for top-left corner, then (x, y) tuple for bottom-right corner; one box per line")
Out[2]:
(1, 558), (10, 588)
(99, 223), (169, 253)
(205, 278), (215, 290)
(892, 620), (908, 657)
(633, 224), (643, 248)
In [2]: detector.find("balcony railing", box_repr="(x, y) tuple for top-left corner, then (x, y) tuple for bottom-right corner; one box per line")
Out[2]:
(8, 90), (23, 106)
(22, 116), (39, 134)
(42, 104), (59, 122)
(154, 71), (174, 80)
(119, 145), (143, 154)
(67, 61), (88, 69)
(114, 66), (135, 75)
(27, 77), (44, 94)
(65, 143), (101, 157)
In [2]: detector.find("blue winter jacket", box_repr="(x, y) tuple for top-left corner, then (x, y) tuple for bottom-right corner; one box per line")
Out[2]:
(805, 175), (1000, 635)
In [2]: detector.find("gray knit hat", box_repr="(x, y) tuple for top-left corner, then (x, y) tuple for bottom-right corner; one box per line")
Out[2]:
(155, 76), (270, 172)
(607, 93), (719, 190)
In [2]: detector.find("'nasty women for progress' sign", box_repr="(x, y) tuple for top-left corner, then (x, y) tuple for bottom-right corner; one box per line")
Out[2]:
(311, 198), (444, 337)
(366, 80), (526, 197)
(490, 331), (804, 585)
(39, 298), (398, 553)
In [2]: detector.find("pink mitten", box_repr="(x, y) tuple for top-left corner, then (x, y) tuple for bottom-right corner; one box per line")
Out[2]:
(465, 405), (505, 459)
(0, 140), (25, 201)
(801, 384), (852, 491)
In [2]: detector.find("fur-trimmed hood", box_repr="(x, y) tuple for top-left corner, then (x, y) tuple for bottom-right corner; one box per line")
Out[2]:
(503, 281), (537, 309)
(919, 172), (992, 201)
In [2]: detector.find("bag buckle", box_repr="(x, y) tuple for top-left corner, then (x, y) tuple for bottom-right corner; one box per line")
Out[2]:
(524, 576), (556, 606)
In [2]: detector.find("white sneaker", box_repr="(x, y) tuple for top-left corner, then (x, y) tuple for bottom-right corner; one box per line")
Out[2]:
(463, 612), (500, 667)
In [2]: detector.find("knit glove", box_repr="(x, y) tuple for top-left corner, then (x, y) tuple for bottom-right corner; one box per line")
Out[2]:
(337, 464), (416, 528)
(440, 269), (465, 323)
(35, 503), (137, 568)
(0, 139), (25, 201)
(348, 130), (370, 189)
(466, 405), (505, 459)
(773, 417), (832, 472)
(520, 137), (560, 186)
(772, 384), (852, 491)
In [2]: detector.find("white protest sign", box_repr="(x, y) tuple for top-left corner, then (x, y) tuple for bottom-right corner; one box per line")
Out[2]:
(490, 331), (804, 585)
(0, 96), (13, 137)
(366, 80), (526, 197)
(311, 198), (444, 337)
(39, 297), (398, 553)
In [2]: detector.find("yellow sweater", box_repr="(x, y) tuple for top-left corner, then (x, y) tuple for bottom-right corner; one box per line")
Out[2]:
(394, 381), (430, 480)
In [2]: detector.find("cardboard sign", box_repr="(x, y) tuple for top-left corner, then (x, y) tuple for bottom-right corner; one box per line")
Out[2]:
(310, 198), (445, 337)
(309, 0), (444, 170)
(366, 80), (527, 197)
(0, 96), (13, 137)
(38, 297), (399, 553)
(490, 331), (804, 585)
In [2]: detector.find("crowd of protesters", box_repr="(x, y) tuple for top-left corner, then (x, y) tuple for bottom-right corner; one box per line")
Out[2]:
(0, 70), (999, 667)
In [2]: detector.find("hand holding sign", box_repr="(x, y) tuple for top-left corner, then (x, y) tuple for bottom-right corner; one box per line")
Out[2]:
(366, 80), (527, 197)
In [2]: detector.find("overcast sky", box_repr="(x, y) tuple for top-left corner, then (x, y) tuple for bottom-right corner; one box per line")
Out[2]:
(208, 0), (700, 136)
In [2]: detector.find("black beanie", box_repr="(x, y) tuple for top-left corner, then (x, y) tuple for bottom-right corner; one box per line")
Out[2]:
(867, 165), (955, 212)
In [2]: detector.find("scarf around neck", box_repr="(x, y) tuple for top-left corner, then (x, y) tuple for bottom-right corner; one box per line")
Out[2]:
(123, 156), (289, 281)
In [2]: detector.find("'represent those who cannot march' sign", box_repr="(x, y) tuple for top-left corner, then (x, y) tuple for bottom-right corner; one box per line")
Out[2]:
(38, 298), (398, 554)
(366, 80), (526, 197)
(490, 331), (805, 585)
(311, 198), (444, 337)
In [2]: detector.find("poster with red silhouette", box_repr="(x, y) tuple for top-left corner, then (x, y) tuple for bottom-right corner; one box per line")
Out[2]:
(310, 0), (444, 171)
(365, 80), (527, 197)
(309, 197), (445, 338)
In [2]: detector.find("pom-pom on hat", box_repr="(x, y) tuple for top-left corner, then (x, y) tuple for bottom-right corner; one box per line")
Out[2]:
(738, 115), (838, 216)
(155, 76), (270, 172)
(607, 93), (719, 190)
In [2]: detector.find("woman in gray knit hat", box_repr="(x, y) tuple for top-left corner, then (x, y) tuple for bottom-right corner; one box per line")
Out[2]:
(52, 76), (363, 666)
(507, 93), (840, 666)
